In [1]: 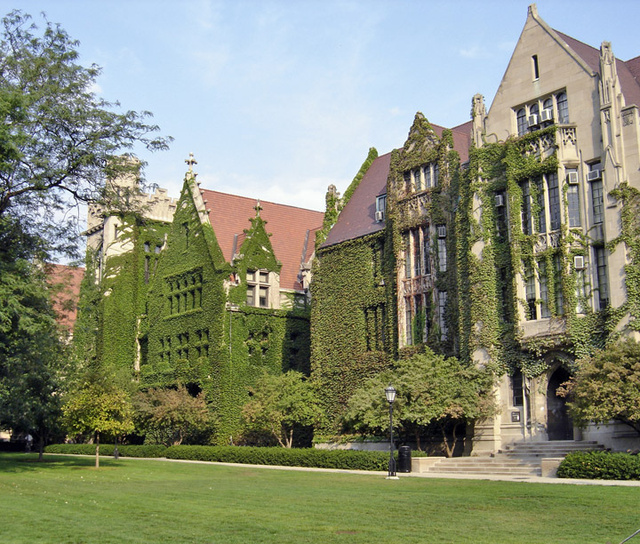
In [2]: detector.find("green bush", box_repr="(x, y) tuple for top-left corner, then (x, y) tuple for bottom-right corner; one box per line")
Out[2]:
(557, 451), (640, 480)
(165, 445), (392, 471)
(44, 444), (167, 458)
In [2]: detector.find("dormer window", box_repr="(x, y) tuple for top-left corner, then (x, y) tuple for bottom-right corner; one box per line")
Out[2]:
(247, 269), (270, 308)
(375, 195), (386, 222)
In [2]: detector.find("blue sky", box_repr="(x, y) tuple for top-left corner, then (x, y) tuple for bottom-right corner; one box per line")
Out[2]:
(7, 0), (640, 212)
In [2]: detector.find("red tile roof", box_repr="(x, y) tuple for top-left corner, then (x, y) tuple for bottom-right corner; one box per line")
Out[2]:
(201, 190), (324, 290)
(48, 264), (84, 333)
(321, 152), (390, 249)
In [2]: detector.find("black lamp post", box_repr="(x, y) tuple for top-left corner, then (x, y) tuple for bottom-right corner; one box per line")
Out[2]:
(385, 384), (398, 479)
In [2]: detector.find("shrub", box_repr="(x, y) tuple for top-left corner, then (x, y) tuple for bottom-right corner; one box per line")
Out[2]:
(44, 443), (394, 471)
(165, 445), (392, 471)
(44, 444), (167, 458)
(557, 451), (640, 480)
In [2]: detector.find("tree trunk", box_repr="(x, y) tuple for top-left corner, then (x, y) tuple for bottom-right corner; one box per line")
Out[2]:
(38, 433), (44, 462)
(95, 432), (100, 469)
(414, 428), (422, 452)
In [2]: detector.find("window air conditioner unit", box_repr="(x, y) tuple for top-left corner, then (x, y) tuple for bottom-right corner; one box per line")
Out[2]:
(495, 194), (505, 207)
(566, 172), (579, 185)
(586, 169), (602, 181)
(437, 225), (447, 238)
(527, 115), (539, 127)
(574, 255), (585, 270)
(375, 210), (385, 222)
(539, 109), (554, 123)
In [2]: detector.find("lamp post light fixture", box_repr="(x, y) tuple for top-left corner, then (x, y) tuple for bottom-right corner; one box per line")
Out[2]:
(385, 385), (398, 479)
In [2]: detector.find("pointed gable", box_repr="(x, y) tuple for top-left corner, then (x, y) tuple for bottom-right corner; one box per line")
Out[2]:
(201, 190), (323, 290)
(236, 206), (281, 273)
(321, 152), (390, 248)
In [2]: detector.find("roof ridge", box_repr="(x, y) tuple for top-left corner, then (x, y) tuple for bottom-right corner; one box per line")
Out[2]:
(201, 188), (323, 215)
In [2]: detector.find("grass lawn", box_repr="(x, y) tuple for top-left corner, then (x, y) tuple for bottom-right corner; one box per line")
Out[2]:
(1, 453), (638, 544)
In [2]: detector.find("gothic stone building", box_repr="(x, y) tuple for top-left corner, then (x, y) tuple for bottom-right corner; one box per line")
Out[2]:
(81, 160), (323, 444)
(312, 4), (640, 453)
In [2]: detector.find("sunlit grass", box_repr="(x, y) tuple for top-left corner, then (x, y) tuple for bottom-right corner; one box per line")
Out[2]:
(0, 453), (638, 543)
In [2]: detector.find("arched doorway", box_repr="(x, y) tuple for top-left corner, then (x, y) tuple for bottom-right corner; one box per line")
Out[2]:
(547, 367), (573, 440)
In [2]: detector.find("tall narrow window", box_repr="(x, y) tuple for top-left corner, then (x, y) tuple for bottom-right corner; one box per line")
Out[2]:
(595, 246), (609, 309)
(521, 181), (532, 235)
(532, 55), (540, 80)
(404, 171), (412, 194)
(511, 370), (524, 406)
(405, 298), (413, 346)
(421, 225), (431, 276)
(437, 237), (447, 272)
(547, 172), (561, 231)
(567, 169), (581, 227)
(539, 260), (550, 318)
(554, 253), (564, 316)
(516, 108), (527, 136)
(413, 168), (423, 191)
(557, 92), (569, 123)
(591, 179), (604, 224)
(525, 263), (537, 320)
(433, 163), (439, 187)
(495, 190), (507, 240)
(403, 232), (411, 278)
(423, 164), (432, 188)
(438, 291), (447, 340)
(536, 177), (546, 233)
(413, 233), (421, 277)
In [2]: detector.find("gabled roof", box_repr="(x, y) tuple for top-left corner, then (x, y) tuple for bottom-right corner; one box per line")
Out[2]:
(48, 264), (84, 333)
(201, 190), (324, 290)
(321, 152), (391, 249)
(554, 30), (640, 108)
(321, 118), (472, 249)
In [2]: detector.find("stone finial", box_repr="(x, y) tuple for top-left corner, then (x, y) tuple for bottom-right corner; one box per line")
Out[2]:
(185, 152), (198, 172)
(254, 200), (262, 217)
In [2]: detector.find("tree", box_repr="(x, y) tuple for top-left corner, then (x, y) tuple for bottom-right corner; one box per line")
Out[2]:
(559, 339), (640, 434)
(0, 216), (65, 460)
(63, 382), (134, 468)
(133, 386), (213, 446)
(242, 371), (322, 448)
(0, 10), (171, 257)
(345, 348), (497, 456)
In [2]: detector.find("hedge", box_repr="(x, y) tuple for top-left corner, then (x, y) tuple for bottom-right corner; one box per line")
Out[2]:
(165, 445), (392, 471)
(557, 451), (640, 480)
(44, 444), (167, 458)
(43, 444), (394, 471)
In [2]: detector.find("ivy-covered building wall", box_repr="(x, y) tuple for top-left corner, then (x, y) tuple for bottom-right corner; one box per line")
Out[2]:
(311, 5), (640, 453)
(78, 164), (323, 445)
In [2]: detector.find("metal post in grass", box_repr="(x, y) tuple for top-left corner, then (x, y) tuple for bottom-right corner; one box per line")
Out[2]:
(385, 385), (398, 480)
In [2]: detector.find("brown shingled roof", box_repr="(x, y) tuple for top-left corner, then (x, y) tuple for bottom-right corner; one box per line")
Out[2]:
(201, 190), (324, 290)
(48, 264), (84, 334)
(555, 30), (640, 108)
(321, 152), (390, 249)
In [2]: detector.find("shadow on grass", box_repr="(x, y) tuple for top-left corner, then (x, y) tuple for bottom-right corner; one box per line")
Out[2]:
(0, 452), (127, 473)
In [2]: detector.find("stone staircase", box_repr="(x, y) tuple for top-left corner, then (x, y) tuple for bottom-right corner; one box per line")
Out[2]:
(419, 440), (606, 477)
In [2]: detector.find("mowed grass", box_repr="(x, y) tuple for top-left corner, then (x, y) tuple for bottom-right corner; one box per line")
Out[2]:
(1, 453), (638, 544)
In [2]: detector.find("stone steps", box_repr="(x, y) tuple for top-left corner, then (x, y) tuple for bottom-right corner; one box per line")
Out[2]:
(416, 440), (607, 477)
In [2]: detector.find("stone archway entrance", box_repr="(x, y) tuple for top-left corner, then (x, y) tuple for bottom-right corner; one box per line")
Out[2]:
(546, 367), (573, 441)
